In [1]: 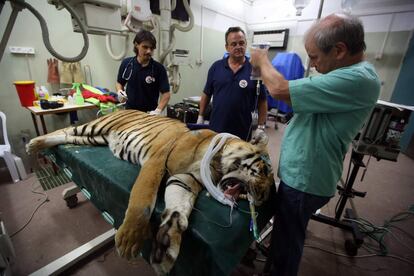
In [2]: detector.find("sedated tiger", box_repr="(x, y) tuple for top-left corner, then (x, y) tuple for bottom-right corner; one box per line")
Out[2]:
(27, 109), (275, 274)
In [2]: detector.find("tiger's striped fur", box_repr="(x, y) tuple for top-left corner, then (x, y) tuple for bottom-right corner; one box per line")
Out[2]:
(27, 109), (274, 275)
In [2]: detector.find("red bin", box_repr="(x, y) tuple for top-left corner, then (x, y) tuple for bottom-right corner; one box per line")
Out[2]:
(13, 81), (36, 107)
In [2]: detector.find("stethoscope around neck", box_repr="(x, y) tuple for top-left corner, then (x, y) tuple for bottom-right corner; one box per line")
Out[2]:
(122, 57), (155, 83)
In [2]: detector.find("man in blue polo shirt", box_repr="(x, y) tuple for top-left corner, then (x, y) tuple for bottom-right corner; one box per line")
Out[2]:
(250, 13), (380, 276)
(116, 30), (170, 115)
(197, 26), (267, 141)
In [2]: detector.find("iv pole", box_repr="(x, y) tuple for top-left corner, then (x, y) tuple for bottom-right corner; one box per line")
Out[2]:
(304, 0), (324, 77)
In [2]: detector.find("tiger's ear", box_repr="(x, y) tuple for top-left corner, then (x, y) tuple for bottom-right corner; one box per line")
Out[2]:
(250, 130), (269, 147)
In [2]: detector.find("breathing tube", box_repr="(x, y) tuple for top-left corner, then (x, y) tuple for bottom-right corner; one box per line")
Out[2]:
(200, 133), (239, 208)
(200, 133), (261, 240)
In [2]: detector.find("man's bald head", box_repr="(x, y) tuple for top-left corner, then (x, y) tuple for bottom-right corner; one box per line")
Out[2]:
(305, 13), (366, 56)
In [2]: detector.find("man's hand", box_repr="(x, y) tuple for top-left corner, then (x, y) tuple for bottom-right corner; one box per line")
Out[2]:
(251, 126), (268, 145)
(196, 115), (204, 124)
(117, 90), (127, 103)
(148, 108), (162, 115)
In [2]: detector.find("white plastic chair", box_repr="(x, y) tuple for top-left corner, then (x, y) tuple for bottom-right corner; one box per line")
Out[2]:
(0, 111), (27, 183)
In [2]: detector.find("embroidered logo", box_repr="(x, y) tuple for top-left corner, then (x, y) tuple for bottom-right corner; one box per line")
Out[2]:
(146, 76), (155, 84)
(239, 79), (248, 88)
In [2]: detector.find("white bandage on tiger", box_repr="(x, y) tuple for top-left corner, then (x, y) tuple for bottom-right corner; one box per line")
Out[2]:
(26, 109), (275, 275)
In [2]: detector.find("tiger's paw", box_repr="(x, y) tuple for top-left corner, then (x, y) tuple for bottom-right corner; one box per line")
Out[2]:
(115, 214), (151, 260)
(151, 211), (187, 274)
(26, 137), (45, 154)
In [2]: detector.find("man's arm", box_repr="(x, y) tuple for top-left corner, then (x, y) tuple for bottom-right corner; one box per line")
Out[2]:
(197, 92), (211, 124)
(116, 82), (124, 92)
(157, 92), (171, 111)
(250, 49), (290, 104)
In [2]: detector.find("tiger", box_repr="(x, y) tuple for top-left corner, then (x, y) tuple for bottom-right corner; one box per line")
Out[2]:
(26, 109), (275, 275)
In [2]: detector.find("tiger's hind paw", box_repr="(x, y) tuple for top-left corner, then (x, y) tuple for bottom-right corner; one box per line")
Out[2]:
(151, 211), (187, 274)
(26, 137), (45, 154)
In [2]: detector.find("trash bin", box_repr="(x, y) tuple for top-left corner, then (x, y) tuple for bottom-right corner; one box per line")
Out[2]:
(13, 80), (36, 107)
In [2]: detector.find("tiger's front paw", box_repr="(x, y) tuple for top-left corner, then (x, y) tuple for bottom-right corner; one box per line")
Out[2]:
(151, 211), (187, 274)
(115, 214), (151, 260)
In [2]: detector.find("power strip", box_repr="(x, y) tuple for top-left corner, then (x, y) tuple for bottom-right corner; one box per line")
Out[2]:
(9, 46), (35, 55)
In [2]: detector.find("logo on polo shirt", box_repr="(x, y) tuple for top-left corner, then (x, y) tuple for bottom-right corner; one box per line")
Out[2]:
(239, 79), (248, 88)
(145, 76), (155, 84)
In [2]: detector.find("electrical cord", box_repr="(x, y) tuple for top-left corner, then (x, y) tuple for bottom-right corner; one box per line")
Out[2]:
(343, 209), (414, 255)
(10, 181), (49, 238)
(192, 201), (257, 229)
(256, 206), (414, 268)
(256, 243), (414, 266)
(304, 205), (414, 267)
(303, 244), (414, 266)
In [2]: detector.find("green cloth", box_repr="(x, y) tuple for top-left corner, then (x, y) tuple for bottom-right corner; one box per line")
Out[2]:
(47, 145), (273, 276)
(281, 61), (380, 197)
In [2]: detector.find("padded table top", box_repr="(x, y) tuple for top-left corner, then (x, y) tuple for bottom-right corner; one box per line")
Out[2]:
(46, 144), (273, 276)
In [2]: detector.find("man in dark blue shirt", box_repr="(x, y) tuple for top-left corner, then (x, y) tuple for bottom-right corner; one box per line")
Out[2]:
(116, 30), (170, 114)
(198, 27), (267, 141)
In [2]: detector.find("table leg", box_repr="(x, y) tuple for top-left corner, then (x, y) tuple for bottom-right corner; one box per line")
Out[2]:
(30, 113), (40, 136)
(40, 115), (47, 134)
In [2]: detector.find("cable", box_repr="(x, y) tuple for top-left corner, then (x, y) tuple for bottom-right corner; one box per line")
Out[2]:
(302, 205), (414, 269)
(9, 0), (89, 62)
(343, 209), (414, 255)
(304, 244), (376, 258)
(304, 244), (414, 266)
(192, 202), (257, 229)
(105, 33), (128, 61)
(10, 180), (49, 238)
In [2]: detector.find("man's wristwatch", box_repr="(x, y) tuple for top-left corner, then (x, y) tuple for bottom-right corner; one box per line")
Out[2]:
(258, 124), (266, 130)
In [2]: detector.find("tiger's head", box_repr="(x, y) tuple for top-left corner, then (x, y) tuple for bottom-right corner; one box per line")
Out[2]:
(218, 132), (274, 206)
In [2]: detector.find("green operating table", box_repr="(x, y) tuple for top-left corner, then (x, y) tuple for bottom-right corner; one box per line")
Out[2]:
(31, 144), (273, 276)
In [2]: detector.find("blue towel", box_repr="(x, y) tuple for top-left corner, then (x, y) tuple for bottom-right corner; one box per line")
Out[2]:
(186, 123), (210, 130)
(268, 52), (304, 113)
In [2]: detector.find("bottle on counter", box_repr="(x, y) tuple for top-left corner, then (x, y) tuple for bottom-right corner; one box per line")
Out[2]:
(72, 83), (84, 105)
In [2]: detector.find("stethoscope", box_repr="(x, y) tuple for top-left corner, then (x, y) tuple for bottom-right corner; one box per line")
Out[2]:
(122, 57), (155, 83)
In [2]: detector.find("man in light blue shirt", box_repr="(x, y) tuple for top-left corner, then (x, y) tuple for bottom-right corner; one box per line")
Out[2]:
(250, 13), (380, 276)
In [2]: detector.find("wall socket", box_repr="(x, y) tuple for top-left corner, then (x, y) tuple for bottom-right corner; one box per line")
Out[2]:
(9, 46), (35, 55)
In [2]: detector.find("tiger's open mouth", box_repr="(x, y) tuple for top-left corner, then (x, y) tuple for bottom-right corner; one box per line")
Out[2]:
(219, 177), (247, 201)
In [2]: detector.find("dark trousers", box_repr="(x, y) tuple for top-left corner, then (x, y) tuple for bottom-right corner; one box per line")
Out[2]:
(264, 181), (330, 276)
